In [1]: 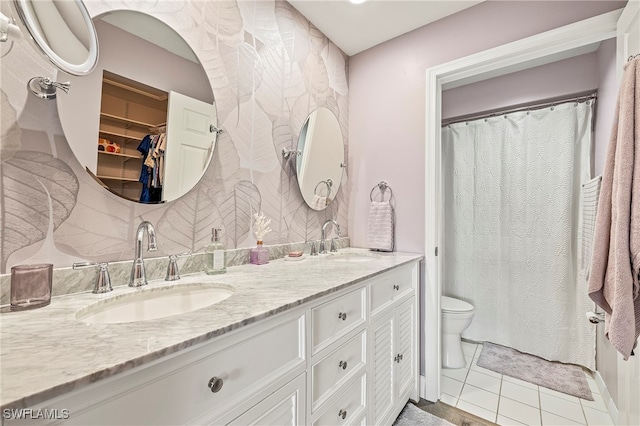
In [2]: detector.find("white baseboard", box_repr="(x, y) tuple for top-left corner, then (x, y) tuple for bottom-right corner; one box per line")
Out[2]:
(594, 370), (618, 424)
(419, 375), (440, 402)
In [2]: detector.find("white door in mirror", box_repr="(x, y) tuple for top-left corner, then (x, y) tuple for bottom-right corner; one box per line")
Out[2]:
(163, 91), (218, 201)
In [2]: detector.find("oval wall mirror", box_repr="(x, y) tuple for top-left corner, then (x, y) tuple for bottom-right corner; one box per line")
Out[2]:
(295, 107), (345, 210)
(56, 10), (218, 204)
(12, 0), (98, 76)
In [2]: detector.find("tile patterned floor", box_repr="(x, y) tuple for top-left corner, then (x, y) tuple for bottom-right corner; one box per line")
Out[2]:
(440, 342), (614, 425)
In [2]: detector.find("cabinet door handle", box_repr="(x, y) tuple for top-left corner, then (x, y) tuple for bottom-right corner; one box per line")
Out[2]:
(338, 312), (347, 321)
(393, 284), (400, 290)
(338, 409), (347, 420)
(339, 360), (348, 370)
(395, 353), (403, 363)
(208, 376), (224, 393)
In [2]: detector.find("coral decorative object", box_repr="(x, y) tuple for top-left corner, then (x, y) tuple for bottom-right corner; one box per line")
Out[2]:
(250, 212), (272, 265)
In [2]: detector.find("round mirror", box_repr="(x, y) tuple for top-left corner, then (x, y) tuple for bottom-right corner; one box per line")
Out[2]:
(12, 0), (98, 75)
(295, 107), (345, 210)
(57, 10), (217, 203)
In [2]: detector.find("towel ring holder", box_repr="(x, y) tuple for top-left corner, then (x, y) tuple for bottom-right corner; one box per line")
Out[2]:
(315, 179), (333, 196)
(370, 181), (393, 202)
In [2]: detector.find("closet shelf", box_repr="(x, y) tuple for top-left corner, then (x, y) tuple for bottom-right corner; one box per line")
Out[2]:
(96, 175), (141, 183)
(100, 113), (162, 129)
(98, 151), (141, 160)
(99, 130), (144, 142)
(103, 77), (168, 101)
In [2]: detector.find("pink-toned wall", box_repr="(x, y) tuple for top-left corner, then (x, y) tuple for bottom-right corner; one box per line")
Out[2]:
(441, 52), (598, 121)
(348, 1), (626, 255)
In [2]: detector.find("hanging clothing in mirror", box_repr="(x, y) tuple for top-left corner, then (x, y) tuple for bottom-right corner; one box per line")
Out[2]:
(137, 132), (166, 203)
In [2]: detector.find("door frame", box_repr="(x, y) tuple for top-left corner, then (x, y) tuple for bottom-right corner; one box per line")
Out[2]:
(422, 9), (622, 402)
(615, 2), (640, 424)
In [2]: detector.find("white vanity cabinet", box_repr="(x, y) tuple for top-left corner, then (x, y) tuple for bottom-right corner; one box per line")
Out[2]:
(7, 260), (420, 426)
(7, 311), (307, 426)
(368, 265), (420, 426)
(309, 287), (368, 426)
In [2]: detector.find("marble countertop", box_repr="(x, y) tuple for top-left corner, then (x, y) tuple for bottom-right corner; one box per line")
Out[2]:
(0, 248), (422, 409)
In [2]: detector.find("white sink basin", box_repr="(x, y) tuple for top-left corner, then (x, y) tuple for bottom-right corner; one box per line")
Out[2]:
(76, 283), (234, 324)
(326, 252), (378, 263)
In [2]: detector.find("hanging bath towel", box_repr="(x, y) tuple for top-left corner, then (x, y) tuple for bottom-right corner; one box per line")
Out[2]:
(367, 200), (394, 251)
(588, 57), (640, 360)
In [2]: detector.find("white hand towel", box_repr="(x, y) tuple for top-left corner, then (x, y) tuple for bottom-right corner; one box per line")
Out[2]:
(311, 195), (327, 210)
(367, 200), (394, 251)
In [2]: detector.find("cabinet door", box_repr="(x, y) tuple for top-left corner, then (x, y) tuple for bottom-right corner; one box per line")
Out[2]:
(395, 298), (416, 402)
(370, 312), (395, 425)
(227, 374), (305, 426)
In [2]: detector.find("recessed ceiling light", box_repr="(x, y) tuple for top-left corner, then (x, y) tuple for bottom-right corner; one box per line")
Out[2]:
(349, 0), (367, 4)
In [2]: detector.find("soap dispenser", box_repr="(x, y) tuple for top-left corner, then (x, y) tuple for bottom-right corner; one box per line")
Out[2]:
(205, 228), (226, 275)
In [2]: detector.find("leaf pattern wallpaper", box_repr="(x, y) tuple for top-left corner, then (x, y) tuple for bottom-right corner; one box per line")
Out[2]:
(0, 0), (349, 274)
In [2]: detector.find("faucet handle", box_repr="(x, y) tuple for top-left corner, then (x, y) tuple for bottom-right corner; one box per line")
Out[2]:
(330, 237), (338, 253)
(310, 241), (318, 256)
(165, 252), (191, 281)
(319, 239), (327, 254)
(73, 262), (112, 294)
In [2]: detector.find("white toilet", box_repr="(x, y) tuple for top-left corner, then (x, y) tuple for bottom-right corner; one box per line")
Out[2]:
(441, 296), (475, 369)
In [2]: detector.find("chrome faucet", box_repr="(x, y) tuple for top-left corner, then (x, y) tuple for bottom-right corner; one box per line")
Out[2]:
(319, 219), (340, 254)
(130, 221), (158, 287)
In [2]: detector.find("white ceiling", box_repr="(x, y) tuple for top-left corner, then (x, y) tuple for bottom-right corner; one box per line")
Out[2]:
(288, 0), (485, 56)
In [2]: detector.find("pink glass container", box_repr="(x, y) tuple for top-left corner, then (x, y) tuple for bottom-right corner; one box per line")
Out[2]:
(10, 264), (53, 311)
(249, 241), (269, 265)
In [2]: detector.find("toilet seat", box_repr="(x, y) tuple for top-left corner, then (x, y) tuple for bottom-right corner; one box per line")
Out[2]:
(441, 296), (473, 313)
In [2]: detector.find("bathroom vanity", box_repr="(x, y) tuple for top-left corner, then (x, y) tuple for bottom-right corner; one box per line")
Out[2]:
(0, 249), (421, 425)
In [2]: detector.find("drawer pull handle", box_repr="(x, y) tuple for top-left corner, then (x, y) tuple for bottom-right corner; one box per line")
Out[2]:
(338, 409), (347, 420)
(338, 312), (347, 321)
(208, 376), (224, 393)
(339, 360), (348, 370)
(393, 284), (400, 290)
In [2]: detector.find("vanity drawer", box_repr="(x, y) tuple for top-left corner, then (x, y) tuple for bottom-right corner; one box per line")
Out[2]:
(312, 373), (366, 426)
(311, 330), (366, 411)
(370, 266), (414, 317)
(311, 287), (366, 355)
(54, 314), (306, 426)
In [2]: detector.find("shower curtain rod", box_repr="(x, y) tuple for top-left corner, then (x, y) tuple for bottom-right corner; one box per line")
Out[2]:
(442, 90), (597, 127)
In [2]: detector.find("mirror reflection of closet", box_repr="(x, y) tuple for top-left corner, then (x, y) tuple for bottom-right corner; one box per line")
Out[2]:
(97, 72), (168, 202)
(56, 10), (217, 204)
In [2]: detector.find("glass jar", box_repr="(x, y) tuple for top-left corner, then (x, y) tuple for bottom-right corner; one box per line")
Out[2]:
(249, 241), (269, 265)
(10, 264), (53, 311)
